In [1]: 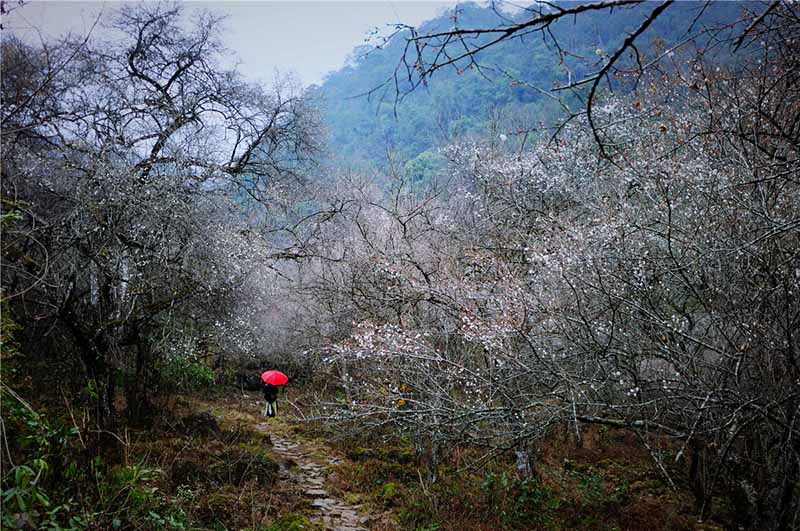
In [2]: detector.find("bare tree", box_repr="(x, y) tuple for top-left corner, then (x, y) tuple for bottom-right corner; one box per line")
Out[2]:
(293, 5), (800, 526)
(379, 1), (791, 157)
(1, 4), (320, 426)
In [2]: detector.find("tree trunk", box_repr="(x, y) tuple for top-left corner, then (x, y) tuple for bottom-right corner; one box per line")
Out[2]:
(126, 331), (155, 424)
(759, 434), (799, 530)
(339, 357), (352, 405)
(61, 309), (117, 429)
(515, 445), (535, 479)
(690, 440), (710, 518)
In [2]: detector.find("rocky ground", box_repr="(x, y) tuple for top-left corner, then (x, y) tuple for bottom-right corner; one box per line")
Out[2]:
(192, 392), (379, 530)
(258, 425), (369, 531)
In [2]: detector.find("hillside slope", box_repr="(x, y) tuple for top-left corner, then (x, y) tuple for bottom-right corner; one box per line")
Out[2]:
(314, 1), (744, 167)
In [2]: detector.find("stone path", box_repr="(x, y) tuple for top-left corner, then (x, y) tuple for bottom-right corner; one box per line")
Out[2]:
(256, 422), (369, 531)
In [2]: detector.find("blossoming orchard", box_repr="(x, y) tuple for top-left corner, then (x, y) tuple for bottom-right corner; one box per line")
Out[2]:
(2, 1), (798, 529)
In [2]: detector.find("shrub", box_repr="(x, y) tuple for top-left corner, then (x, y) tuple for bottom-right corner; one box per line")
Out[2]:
(1, 378), (80, 529)
(262, 513), (324, 531)
(159, 357), (215, 392)
(480, 472), (560, 527)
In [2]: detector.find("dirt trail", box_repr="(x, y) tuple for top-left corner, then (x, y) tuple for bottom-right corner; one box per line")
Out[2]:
(255, 421), (369, 531)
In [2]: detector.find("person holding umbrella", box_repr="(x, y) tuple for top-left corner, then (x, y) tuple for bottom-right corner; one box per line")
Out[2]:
(261, 370), (288, 417)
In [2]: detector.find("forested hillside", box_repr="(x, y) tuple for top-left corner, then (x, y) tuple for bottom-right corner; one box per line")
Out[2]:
(316, 1), (742, 167)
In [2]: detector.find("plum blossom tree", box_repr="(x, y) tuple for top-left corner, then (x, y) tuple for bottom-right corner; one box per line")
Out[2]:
(1, 4), (320, 425)
(304, 8), (800, 524)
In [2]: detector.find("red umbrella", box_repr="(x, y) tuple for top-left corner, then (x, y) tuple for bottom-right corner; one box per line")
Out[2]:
(260, 370), (288, 386)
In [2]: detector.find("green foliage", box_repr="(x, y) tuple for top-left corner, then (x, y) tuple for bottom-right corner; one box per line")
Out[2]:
(0, 198), (24, 234)
(1, 379), (79, 529)
(403, 150), (446, 188)
(159, 356), (215, 392)
(83, 458), (189, 530)
(1, 300), (21, 377)
(0, 208), (23, 224)
(219, 365), (238, 386)
(261, 513), (325, 531)
(1, 372), (183, 530)
(318, 1), (743, 166)
(378, 481), (399, 505)
(574, 469), (605, 506)
(2, 465), (53, 526)
(480, 472), (560, 527)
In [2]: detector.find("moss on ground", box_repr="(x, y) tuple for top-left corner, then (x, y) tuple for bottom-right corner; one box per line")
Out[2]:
(4, 386), (734, 530)
(304, 422), (728, 531)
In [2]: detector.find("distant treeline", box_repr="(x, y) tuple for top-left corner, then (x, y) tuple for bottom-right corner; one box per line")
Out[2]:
(314, 1), (743, 169)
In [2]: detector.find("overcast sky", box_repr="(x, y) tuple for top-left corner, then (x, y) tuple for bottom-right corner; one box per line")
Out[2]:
(4, 0), (458, 86)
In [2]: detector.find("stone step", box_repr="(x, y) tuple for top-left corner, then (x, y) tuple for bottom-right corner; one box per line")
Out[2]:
(312, 498), (337, 508)
(268, 434), (364, 529)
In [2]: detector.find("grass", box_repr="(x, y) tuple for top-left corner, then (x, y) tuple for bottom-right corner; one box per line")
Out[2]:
(4, 382), (737, 531)
(305, 422), (726, 531)
(2, 384), (335, 530)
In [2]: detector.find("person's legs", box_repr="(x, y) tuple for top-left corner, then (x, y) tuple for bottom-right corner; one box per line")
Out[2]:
(263, 401), (268, 417)
(267, 401), (276, 417)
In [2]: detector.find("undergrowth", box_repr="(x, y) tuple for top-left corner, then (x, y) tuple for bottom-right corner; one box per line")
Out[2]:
(0, 309), (293, 530)
(1, 312), (729, 531)
(317, 425), (722, 531)
(1, 383), (192, 530)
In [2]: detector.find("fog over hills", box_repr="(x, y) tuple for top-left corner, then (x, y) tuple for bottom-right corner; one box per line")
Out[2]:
(315, 1), (744, 168)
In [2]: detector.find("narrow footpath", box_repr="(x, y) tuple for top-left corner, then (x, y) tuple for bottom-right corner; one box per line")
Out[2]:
(255, 422), (369, 531)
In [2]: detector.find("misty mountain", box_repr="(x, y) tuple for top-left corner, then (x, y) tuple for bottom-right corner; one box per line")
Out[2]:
(314, 1), (745, 167)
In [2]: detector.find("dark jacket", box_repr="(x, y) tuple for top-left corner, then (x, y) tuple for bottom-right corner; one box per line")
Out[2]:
(262, 383), (278, 402)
